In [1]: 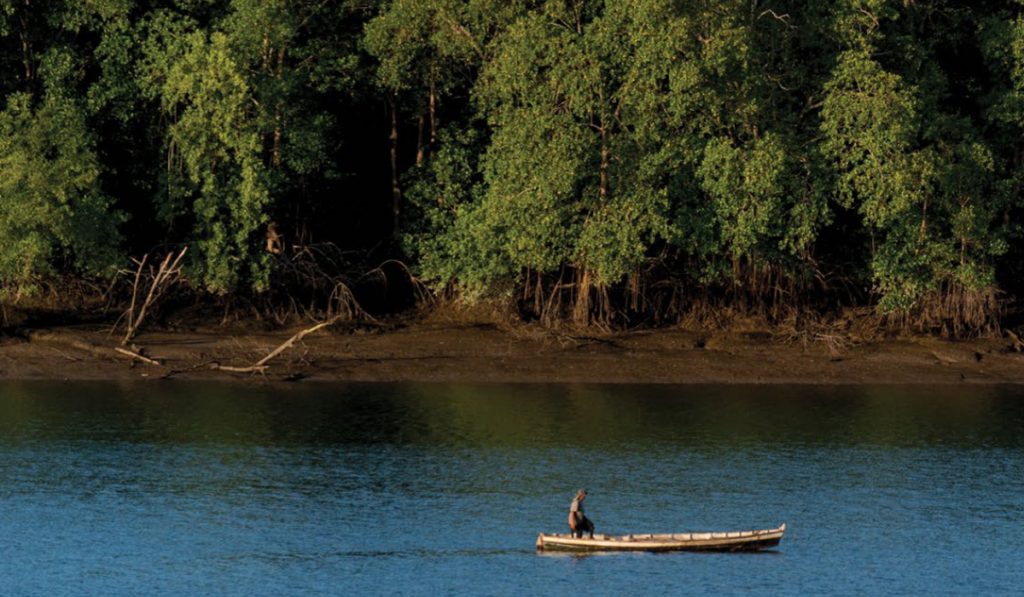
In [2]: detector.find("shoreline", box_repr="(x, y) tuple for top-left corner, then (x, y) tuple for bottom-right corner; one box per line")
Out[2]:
(2, 321), (1024, 385)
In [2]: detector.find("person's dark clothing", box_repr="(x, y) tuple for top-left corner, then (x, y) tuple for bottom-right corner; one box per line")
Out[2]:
(568, 496), (594, 538)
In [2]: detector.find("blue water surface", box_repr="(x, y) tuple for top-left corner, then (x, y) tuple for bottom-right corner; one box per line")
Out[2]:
(0, 382), (1021, 596)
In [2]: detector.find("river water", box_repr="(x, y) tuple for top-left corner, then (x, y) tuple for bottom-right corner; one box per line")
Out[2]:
(0, 382), (1021, 595)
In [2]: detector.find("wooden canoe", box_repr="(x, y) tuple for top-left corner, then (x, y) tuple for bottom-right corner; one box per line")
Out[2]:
(536, 522), (786, 553)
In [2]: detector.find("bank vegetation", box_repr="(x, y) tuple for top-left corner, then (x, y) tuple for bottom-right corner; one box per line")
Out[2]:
(2, 1), (1024, 341)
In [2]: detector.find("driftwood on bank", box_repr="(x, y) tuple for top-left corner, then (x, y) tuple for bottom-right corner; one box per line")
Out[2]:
(114, 346), (162, 366)
(212, 318), (338, 374)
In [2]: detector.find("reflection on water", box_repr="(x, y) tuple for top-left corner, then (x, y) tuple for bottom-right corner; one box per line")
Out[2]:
(0, 382), (1021, 595)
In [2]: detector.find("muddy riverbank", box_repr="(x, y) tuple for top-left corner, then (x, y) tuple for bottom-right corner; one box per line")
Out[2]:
(3, 319), (1023, 384)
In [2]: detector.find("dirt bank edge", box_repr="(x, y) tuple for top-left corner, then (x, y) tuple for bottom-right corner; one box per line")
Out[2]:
(2, 323), (1024, 384)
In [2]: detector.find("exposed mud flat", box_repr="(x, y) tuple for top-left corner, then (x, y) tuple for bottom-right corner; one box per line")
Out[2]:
(2, 321), (1023, 384)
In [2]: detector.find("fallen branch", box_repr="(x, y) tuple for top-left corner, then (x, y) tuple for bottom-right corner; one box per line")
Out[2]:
(213, 363), (269, 374)
(213, 318), (337, 374)
(114, 346), (163, 366)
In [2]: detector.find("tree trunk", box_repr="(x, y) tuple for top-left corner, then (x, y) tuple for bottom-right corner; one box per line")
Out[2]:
(262, 33), (271, 70)
(916, 198), (929, 254)
(272, 123), (282, 167)
(416, 113), (426, 166)
(599, 128), (609, 200)
(272, 47), (286, 168)
(19, 1), (33, 85)
(416, 79), (437, 166)
(388, 95), (402, 235)
(573, 268), (592, 325)
(429, 78), (437, 148)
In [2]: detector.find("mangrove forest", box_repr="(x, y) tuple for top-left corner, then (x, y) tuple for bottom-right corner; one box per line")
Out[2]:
(3, 0), (1024, 334)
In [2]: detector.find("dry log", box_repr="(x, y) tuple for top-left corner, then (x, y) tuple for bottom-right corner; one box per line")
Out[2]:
(214, 364), (269, 374)
(114, 346), (162, 366)
(213, 318), (337, 374)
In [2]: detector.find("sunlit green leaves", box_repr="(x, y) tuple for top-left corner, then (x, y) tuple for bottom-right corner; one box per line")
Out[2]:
(134, 1), (354, 293)
(0, 86), (120, 289)
(822, 50), (920, 220)
(698, 134), (787, 260)
(822, 13), (1012, 316)
(144, 26), (270, 292)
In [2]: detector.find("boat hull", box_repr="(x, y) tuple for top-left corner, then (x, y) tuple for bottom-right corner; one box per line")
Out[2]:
(536, 523), (786, 553)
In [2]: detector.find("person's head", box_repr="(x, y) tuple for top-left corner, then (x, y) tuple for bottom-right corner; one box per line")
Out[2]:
(576, 488), (587, 501)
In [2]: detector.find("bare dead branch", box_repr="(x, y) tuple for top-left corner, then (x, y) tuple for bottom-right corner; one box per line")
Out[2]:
(120, 247), (187, 345)
(758, 9), (794, 28)
(114, 346), (162, 366)
(857, 8), (880, 32)
(125, 253), (148, 337)
(212, 318), (338, 374)
(214, 364), (269, 374)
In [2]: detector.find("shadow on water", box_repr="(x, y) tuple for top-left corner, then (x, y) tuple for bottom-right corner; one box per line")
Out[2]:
(0, 381), (1021, 449)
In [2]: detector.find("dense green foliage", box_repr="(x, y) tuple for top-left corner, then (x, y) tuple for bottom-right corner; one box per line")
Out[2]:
(2, 0), (1024, 332)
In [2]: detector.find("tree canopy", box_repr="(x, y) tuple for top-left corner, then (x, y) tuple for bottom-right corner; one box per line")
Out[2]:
(1, 0), (1022, 334)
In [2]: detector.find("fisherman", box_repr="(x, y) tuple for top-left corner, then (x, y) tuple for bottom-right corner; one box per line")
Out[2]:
(568, 488), (595, 538)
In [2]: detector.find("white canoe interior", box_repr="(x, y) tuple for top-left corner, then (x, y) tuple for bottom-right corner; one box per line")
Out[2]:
(536, 523), (786, 552)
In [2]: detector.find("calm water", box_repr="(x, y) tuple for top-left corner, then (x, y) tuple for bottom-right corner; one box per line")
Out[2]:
(0, 382), (1021, 595)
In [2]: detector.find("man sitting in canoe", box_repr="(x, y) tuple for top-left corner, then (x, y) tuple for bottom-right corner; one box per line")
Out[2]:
(568, 488), (595, 538)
